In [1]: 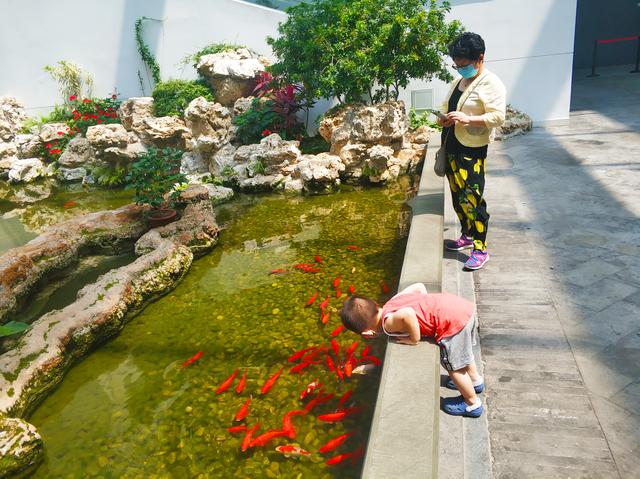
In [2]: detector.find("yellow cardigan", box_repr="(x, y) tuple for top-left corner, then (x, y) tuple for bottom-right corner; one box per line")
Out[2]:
(440, 69), (506, 147)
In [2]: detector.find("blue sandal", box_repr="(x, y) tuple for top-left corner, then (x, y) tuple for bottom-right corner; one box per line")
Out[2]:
(445, 378), (484, 394)
(442, 396), (484, 418)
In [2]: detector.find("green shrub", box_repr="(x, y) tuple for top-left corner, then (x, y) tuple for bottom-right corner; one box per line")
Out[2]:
(233, 98), (279, 144)
(268, 0), (463, 104)
(92, 165), (129, 187)
(183, 43), (253, 69)
(152, 79), (214, 117)
(299, 135), (330, 155)
(409, 109), (442, 131)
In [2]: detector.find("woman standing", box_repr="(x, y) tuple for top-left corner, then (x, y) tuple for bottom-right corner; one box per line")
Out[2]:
(438, 32), (506, 270)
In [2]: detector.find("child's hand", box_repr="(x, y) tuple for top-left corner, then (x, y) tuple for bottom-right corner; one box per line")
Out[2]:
(393, 337), (418, 346)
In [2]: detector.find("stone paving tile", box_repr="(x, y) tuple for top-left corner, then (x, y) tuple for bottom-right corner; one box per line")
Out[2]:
(493, 451), (619, 479)
(562, 257), (621, 287)
(563, 277), (637, 312)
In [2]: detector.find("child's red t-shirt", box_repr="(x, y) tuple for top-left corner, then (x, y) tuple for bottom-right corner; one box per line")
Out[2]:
(380, 292), (474, 342)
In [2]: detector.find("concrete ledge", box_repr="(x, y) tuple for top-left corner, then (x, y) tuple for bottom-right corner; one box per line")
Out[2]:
(362, 140), (444, 479)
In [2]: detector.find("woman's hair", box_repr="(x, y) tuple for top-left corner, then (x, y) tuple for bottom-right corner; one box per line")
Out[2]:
(340, 295), (379, 333)
(448, 32), (486, 61)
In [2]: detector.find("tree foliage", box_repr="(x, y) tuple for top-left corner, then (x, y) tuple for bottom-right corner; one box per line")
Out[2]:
(267, 0), (463, 104)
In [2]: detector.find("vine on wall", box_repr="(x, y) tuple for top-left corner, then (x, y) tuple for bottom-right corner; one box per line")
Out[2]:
(135, 17), (162, 93)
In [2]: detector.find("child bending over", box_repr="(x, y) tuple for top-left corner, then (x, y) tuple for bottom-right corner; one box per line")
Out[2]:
(340, 283), (484, 417)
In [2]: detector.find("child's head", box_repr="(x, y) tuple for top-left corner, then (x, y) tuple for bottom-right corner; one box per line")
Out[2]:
(340, 295), (380, 336)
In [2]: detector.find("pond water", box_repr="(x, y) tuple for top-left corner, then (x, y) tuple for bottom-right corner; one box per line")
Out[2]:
(4, 179), (414, 478)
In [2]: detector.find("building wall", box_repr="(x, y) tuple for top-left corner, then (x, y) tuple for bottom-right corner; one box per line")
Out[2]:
(0, 0), (576, 125)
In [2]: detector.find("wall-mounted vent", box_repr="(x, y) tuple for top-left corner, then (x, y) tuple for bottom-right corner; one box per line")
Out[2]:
(411, 89), (434, 113)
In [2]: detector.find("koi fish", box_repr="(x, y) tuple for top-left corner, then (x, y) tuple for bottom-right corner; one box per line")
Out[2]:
(288, 346), (317, 363)
(319, 433), (352, 454)
(360, 355), (382, 366)
(228, 425), (247, 434)
(335, 288), (342, 298)
(331, 339), (340, 359)
(360, 345), (371, 357)
(293, 263), (315, 269)
(260, 368), (283, 395)
(306, 292), (318, 306)
(241, 423), (260, 452)
(319, 297), (330, 310)
(314, 255), (323, 264)
(215, 369), (238, 394)
(321, 312), (330, 324)
(234, 398), (251, 422)
(300, 379), (322, 400)
(290, 360), (315, 374)
(301, 347), (328, 363)
(302, 266), (320, 273)
(350, 446), (365, 465)
(326, 451), (353, 466)
(62, 200), (77, 209)
(235, 371), (247, 394)
(318, 411), (349, 422)
(270, 269), (287, 275)
(181, 351), (203, 369)
(282, 410), (306, 438)
(304, 392), (334, 413)
(276, 444), (311, 456)
(348, 284), (355, 295)
(381, 281), (389, 294)
(325, 353), (336, 372)
(330, 324), (344, 337)
(346, 245), (360, 251)
(335, 364), (344, 381)
(345, 341), (359, 357)
(333, 276), (340, 289)
(250, 429), (289, 447)
(344, 358), (356, 377)
(337, 390), (353, 409)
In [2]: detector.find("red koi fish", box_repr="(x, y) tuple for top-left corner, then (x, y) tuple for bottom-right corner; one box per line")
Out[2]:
(215, 369), (238, 394)
(319, 432), (352, 454)
(234, 398), (251, 422)
(345, 341), (359, 358)
(335, 288), (342, 298)
(360, 345), (371, 357)
(360, 355), (382, 366)
(62, 200), (77, 209)
(381, 281), (389, 294)
(228, 425), (247, 434)
(300, 379), (322, 400)
(326, 451), (353, 466)
(333, 276), (341, 289)
(330, 324), (344, 337)
(348, 284), (355, 295)
(325, 353), (336, 372)
(321, 312), (330, 324)
(290, 360), (315, 374)
(301, 346), (328, 363)
(314, 255), (323, 264)
(260, 368), (283, 395)
(235, 371), (247, 394)
(302, 266), (320, 273)
(293, 263), (315, 269)
(346, 245), (360, 251)
(282, 410), (306, 438)
(344, 357), (357, 377)
(350, 446), (365, 464)
(270, 269), (288, 275)
(304, 392), (335, 413)
(241, 423), (260, 452)
(335, 364), (345, 381)
(276, 444), (311, 456)
(331, 339), (341, 359)
(306, 292), (318, 306)
(318, 411), (349, 422)
(319, 297), (330, 310)
(337, 390), (353, 409)
(288, 346), (317, 363)
(250, 429), (289, 447)
(181, 351), (203, 369)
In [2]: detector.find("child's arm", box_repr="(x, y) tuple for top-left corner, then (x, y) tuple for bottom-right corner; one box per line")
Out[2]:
(397, 283), (428, 296)
(387, 307), (421, 345)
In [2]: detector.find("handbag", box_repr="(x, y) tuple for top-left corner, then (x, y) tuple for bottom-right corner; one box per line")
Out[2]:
(434, 128), (450, 177)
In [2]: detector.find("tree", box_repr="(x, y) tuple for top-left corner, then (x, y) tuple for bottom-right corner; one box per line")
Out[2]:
(267, 0), (463, 104)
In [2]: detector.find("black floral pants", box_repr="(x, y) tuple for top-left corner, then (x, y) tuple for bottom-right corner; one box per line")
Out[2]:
(445, 152), (490, 251)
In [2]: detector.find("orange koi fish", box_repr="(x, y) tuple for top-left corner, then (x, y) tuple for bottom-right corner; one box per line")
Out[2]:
(276, 444), (311, 456)
(235, 371), (247, 394)
(360, 345), (371, 357)
(331, 339), (341, 359)
(181, 351), (203, 369)
(319, 296), (330, 310)
(306, 292), (318, 306)
(360, 355), (382, 366)
(348, 284), (355, 295)
(381, 281), (389, 294)
(62, 200), (77, 209)
(335, 364), (345, 381)
(346, 245), (360, 251)
(270, 269), (288, 275)
(215, 369), (238, 394)
(318, 411), (349, 422)
(344, 357), (357, 377)
(241, 423), (260, 452)
(228, 425), (247, 434)
(321, 312), (330, 324)
(288, 346), (317, 363)
(293, 263), (315, 269)
(301, 347), (328, 363)
(260, 368), (283, 395)
(302, 266), (320, 273)
(337, 390), (353, 409)
(290, 360), (315, 374)
(325, 353), (336, 372)
(330, 324), (344, 337)
(299, 379), (322, 400)
(319, 432), (352, 454)
(234, 398), (251, 422)
(326, 451), (353, 465)
(304, 392), (334, 413)
(314, 255), (323, 264)
(345, 341), (359, 358)
(282, 409), (306, 438)
(250, 429), (289, 447)
(335, 288), (342, 298)
(333, 276), (341, 289)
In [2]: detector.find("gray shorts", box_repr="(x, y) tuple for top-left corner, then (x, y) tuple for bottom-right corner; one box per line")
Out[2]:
(439, 315), (478, 372)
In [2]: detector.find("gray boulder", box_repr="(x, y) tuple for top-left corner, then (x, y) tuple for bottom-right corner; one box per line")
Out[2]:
(0, 97), (26, 142)
(56, 167), (87, 182)
(57, 136), (94, 167)
(8, 158), (45, 183)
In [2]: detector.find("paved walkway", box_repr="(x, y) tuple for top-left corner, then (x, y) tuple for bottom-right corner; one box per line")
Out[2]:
(473, 67), (640, 478)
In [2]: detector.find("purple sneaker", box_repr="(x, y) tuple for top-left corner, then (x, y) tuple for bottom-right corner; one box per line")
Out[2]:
(445, 235), (473, 251)
(464, 250), (490, 270)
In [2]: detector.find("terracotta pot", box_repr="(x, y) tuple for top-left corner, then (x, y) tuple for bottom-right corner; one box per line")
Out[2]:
(148, 208), (177, 228)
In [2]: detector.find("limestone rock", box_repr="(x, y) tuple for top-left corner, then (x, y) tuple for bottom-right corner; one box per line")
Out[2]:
(14, 134), (42, 159)
(407, 125), (433, 145)
(0, 141), (17, 159)
(239, 174), (285, 192)
(102, 142), (147, 163)
(0, 97), (26, 142)
(8, 158), (45, 183)
(118, 97), (155, 135)
(180, 151), (209, 175)
(296, 153), (344, 185)
(38, 123), (68, 143)
(496, 105), (533, 140)
(283, 177), (304, 193)
(0, 156), (16, 176)
(57, 136), (94, 167)
(86, 124), (129, 149)
(202, 184), (234, 204)
(56, 167), (87, 182)
(0, 416), (43, 477)
(184, 98), (232, 155)
(139, 116), (190, 149)
(234, 134), (301, 179)
(233, 96), (254, 116)
(209, 142), (237, 176)
(197, 49), (266, 106)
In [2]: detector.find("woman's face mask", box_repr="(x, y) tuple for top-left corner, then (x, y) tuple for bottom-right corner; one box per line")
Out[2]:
(457, 64), (478, 79)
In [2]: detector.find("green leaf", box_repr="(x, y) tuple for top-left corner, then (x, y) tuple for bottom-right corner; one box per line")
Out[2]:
(0, 321), (32, 337)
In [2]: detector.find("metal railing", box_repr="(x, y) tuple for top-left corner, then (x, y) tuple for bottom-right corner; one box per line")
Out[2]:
(588, 35), (640, 77)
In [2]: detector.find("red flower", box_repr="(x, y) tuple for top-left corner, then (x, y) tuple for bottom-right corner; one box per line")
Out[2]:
(261, 129), (272, 137)
(82, 114), (90, 120)
(49, 149), (61, 154)
(82, 98), (92, 103)
(97, 119), (102, 124)
(57, 131), (64, 136)
(90, 114), (98, 120)
(45, 143), (51, 148)
(69, 95), (77, 101)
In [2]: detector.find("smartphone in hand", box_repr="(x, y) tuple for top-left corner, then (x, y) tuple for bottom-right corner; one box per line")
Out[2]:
(429, 109), (448, 120)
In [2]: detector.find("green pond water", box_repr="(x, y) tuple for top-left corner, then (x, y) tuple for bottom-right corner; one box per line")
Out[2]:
(3, 179), (415, 478)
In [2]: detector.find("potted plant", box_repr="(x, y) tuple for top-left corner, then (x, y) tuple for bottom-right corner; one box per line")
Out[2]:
(126, 146), (187, 227)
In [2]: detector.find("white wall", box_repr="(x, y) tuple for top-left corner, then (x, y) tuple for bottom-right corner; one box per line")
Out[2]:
(0, 0), (576, 124)
(398, 0), (578, 124)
